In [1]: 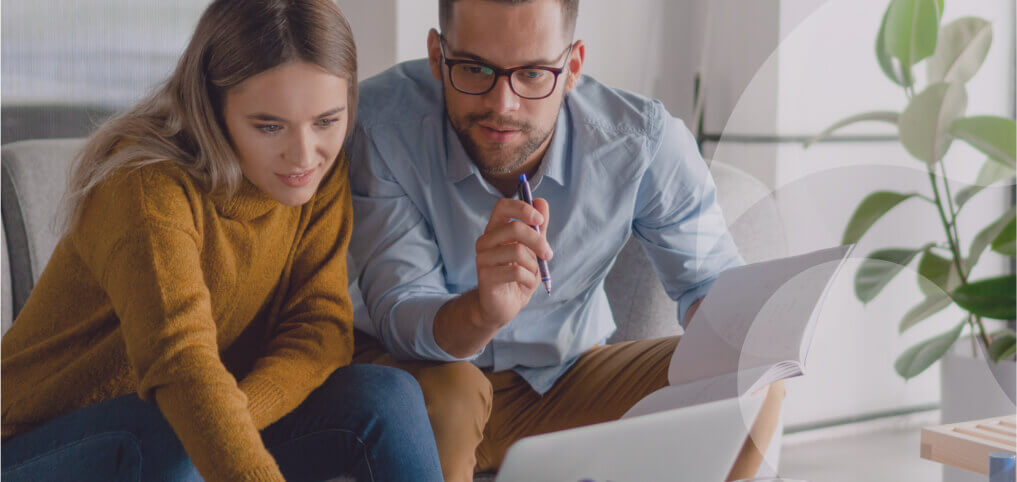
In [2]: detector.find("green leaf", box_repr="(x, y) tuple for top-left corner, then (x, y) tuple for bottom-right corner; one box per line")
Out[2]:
(855, 245), (932, 303)
(968, 206), (1016, 268)
(884, 0), (941, 70)
(951, 116), (1017, 168)
(842, 191), (921, 244)
(952, 274), (1017, 320)
(991, 328), (1014, 338)
(899, 291), (954, 332)
(954, 186), (981, 208)
(876, 5), (908, 87)
(990, 217), (1016, 257)
(917, 249), (961, 295)
(989, 331), (1016, 363)
(899, 82), (968, 163)
(806, 111), (899, 148)
(927, 17), (993, 84)
(895, 320), (965, 380)
(955, 159), (1016, 208)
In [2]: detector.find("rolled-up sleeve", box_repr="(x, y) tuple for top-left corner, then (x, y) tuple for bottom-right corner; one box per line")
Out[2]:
(632, 116), (744, 328)
(347, 126), (485, 362)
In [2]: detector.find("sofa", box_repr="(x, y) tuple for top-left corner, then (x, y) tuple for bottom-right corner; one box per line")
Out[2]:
(1, 137), (788, 478)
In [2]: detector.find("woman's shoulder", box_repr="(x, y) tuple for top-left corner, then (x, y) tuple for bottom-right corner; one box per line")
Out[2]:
(69, 159), (205, 269)
(83, 160), (206, 232)
(138, 160), (202, 197)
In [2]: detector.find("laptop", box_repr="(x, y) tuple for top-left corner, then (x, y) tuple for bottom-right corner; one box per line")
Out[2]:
(494, 391), (766, 482)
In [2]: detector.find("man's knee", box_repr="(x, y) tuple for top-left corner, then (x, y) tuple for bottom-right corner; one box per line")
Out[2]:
(415, 361), (493, 422)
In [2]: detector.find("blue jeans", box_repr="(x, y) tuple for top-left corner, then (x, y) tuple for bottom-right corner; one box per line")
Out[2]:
(1, 364), (443, 481)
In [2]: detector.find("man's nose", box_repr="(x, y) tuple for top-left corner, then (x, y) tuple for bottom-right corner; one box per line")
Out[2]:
(483, 75), (520, 114)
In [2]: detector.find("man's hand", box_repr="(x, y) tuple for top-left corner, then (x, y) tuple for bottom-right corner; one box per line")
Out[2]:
(434, 197), (552, 357)
(475, 197), (553, 327)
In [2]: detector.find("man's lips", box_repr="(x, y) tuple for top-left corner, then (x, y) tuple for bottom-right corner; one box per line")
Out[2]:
(477, 123), (521, 143)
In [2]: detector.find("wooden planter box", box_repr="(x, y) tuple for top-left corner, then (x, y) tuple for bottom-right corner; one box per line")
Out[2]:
(921, 415), (1016, 475)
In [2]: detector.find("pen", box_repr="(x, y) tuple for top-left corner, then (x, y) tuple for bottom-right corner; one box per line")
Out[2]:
(517, 174), (552, 295)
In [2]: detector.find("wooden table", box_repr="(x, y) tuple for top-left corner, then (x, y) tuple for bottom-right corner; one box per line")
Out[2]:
(921, 415), (1016, 475)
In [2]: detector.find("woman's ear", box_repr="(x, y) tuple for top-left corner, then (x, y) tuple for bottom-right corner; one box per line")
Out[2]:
(427, 29), (443, 82)
(564, 40), (586, 93)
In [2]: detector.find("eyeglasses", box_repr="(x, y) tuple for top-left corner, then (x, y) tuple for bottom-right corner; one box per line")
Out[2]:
(439, 35), (573, 100)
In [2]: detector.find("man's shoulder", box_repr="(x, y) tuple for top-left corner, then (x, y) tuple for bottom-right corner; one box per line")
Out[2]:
(567, 75), (668, 138)
(357, 59), (443, 129)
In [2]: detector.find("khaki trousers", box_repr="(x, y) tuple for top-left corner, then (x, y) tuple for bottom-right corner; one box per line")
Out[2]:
(353, 333), (785, 482)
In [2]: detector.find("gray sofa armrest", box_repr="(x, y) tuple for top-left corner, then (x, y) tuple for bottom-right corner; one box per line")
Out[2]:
(2, 224), (12, 334)
(1, 138), (87, 327)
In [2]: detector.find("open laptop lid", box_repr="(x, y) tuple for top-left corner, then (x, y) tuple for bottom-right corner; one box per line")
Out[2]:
(494, 392), (766, 482)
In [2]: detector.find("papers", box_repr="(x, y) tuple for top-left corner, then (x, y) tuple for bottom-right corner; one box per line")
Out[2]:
(624, 245), (853, 418)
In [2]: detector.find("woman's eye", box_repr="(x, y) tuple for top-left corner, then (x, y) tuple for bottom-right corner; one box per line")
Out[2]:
(257, 124), (282, 134)
(316, 118), (339, 128)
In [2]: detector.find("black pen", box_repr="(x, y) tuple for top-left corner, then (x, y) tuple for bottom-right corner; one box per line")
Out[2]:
(517, 174), (552, 295)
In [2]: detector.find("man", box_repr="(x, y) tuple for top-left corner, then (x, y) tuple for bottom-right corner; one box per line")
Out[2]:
(347, 0), (784, 480)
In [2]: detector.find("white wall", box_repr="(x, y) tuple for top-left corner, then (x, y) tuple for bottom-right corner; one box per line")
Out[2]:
(1, 0), (208, 106)
(339, 0), (399, 82)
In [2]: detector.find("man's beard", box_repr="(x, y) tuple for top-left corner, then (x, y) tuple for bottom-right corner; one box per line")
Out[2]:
(449, 109), (555, 176)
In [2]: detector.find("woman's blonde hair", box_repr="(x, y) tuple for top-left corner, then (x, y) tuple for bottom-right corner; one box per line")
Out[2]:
(62, 0), (357, 230)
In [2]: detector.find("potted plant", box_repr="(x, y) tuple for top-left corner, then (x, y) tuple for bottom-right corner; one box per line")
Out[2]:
(805, 0), (1016, 424)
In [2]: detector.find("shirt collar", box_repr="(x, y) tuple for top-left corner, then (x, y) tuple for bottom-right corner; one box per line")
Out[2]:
(536, 107), (569, 188)
(444, 116), (479, 183)
(442, 106), (571, 188)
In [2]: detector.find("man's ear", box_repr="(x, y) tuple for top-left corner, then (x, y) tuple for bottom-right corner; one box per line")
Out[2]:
(564, 40), (586, 93)
(427, 28), (443, 82)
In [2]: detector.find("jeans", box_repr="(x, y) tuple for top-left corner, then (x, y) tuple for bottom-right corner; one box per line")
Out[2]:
(1, 364), (443, 482)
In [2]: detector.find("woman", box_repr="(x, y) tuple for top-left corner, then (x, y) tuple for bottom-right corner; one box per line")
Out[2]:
(0, 1), (442, 481)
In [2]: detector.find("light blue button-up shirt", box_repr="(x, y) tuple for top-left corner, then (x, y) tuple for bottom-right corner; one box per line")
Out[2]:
(347, 59), (743, 394)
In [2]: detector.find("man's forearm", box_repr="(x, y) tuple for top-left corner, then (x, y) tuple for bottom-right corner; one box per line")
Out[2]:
(433, 290), (500, 358)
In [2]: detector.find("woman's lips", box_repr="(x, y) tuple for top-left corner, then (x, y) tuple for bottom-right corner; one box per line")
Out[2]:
(276, 168), (315, 187)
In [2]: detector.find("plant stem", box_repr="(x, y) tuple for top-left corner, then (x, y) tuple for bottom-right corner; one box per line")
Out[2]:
(976, 314), (990, 351)
(939, 165), (993, 349)
(969, 316), (978, 356)
(926, 166), (992, 350)
(938, 163), (964, 269)
(927, 167), (968, 283)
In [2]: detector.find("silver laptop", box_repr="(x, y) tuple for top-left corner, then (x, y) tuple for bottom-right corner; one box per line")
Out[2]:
(494, 392), (766, 482)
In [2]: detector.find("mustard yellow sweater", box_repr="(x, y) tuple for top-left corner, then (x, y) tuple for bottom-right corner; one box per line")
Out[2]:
(2, 156), (354, 481)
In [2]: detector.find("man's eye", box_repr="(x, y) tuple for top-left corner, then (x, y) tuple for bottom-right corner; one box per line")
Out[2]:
(466, 65), (494, 75)
(257, 124), (282, 133)
(523, 70), (544, 79)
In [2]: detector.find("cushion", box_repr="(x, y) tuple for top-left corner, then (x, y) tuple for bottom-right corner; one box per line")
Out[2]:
(1, 138), (87, 321)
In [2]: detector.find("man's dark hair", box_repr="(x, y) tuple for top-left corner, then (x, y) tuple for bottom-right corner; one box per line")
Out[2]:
(439, 0), (579, 40)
